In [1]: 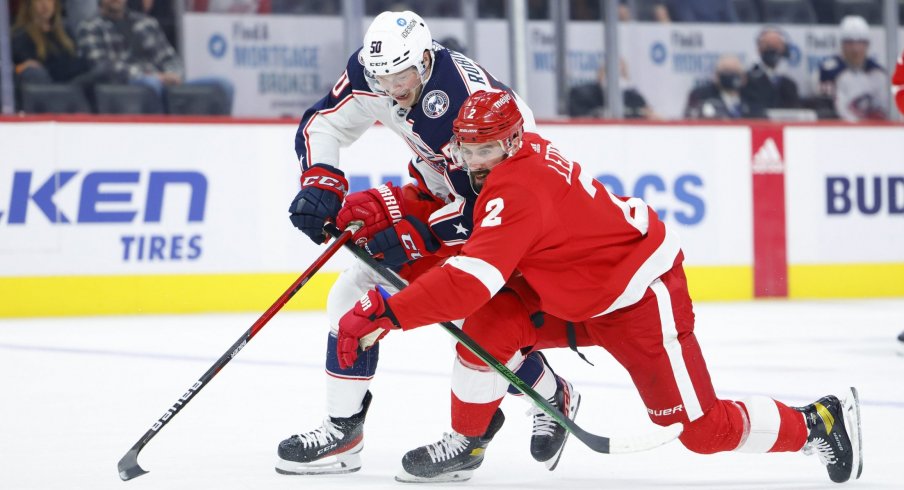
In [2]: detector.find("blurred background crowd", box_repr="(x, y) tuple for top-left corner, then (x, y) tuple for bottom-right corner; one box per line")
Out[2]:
(2, 0), (903, 120)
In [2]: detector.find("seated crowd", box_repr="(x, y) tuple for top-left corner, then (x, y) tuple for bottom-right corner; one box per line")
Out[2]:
(11, 0), (232, 114)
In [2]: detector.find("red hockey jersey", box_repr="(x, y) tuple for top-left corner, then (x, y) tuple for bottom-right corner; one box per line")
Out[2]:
(388, 132), (681, 329)
(893, 49), (904, 116)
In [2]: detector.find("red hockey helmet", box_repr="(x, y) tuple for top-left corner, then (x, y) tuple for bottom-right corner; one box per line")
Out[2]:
(450, 90), (524, 193)
(452, 90), (524, 144)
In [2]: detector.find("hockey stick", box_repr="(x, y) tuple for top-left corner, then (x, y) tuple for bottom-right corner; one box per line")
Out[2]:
(117, 226), (358, 481)
(324, 223), (682, 454)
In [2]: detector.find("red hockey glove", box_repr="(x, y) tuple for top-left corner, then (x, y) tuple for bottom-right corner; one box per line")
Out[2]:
(335, 183), (405, 244)
(337, 287), (400, 369)
(365, 216), (440, 267)
(289, 164), (349, 244)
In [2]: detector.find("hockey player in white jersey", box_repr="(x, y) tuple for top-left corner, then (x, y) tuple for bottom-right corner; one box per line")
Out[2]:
(278, 11), (579, 477)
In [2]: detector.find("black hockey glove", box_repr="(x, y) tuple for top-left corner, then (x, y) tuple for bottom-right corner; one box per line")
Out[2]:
(289, 164), (348, 244)
(365, 216), (440, 267)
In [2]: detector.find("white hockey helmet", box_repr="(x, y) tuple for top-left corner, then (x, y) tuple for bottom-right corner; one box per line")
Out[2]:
(359, 11), (435, 94)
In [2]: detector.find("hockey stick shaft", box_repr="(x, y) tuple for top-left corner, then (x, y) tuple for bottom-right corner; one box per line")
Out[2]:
(117, 227), (356, 481)
(326, 223), (681, 454)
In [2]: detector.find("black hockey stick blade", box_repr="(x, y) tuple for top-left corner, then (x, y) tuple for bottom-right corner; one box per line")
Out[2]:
(117, 447), (148, 481)
(324, 223), (683, 454)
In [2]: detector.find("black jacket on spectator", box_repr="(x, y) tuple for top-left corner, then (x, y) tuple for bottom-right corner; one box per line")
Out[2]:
(742, 62), (800, 116)
(685, 81), (757, 119)
(567, 83), (650, 118)
(12, 26), (90, 82)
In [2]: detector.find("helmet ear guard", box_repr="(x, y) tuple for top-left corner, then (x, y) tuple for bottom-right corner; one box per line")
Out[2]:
(359, 11), (435, 95)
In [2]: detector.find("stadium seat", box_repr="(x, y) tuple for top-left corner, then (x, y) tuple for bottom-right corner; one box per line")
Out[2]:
(833, 0), (882, 24)
(761, 0), (817, 24)
(166, 84), (231, 115)
(95, 84), (162, 114)
(732, 0), (762, 23)
(21, 84), (92, 114)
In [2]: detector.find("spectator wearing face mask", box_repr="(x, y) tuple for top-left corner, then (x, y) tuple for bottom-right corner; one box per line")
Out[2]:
(685, 54), (753, 119)
(742, 27), (800, 118)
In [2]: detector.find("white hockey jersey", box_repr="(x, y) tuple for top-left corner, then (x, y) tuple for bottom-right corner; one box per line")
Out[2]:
(293, 43), (535, 245)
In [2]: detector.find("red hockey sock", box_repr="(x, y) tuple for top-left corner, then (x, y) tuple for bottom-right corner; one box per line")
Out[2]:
(768, 401), (808, 452)
(734, 397), (808, 453)
(451, 392), (503, 437)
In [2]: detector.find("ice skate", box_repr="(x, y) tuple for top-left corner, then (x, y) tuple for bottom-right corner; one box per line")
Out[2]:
(796, 387), (862, 483)
(528, 375), (581, 470)
(275, 391), (372, 475)
(897, 330), (904, 356)
(395, 408), (505, 483)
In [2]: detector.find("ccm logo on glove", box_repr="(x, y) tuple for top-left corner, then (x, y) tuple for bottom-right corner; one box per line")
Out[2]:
(302, 174), (346, 192)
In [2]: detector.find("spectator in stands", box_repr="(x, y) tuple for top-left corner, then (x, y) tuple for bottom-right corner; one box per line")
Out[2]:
(127, 0), (177, 49)
(64, 0), (96, 32)
(817, 15), (887, 121)
(685, 54), (754, 119)
(653, 0), (738, 23)
(12, 0), (102, 107)
(742, 27), (800, 117)
(76, 0), (234, 114)
(568, 59), (655, 119)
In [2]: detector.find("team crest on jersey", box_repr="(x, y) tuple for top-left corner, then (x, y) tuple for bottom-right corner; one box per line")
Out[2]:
(422, 90), (450, 119)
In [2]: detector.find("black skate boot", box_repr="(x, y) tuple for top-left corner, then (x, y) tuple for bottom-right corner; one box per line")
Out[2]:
(529, 375), (581, 471)
(395, 408), (505, 483)
(275, 391), (372, 475)
(795, 387), (862, 483)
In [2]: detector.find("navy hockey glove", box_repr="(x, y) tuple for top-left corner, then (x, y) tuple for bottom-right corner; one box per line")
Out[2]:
(289, 164), (349, 244)
(365, 216), (440, 267)
(337, 286), (399, 369)
(335, 183), (405, 245)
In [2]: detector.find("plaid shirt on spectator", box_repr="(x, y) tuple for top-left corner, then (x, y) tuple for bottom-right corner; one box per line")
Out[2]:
(76, 11), (183, 82)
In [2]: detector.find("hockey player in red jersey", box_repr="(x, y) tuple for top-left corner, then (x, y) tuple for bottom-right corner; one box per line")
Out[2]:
(894, 49), (904, 116)
(336, 90), (864, 483)
(278, 10), (578, 477)
(894, 49), (904, 356)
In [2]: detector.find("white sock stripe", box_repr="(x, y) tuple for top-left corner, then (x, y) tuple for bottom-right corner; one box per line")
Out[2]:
(444, 256), (506, 297)
(651, 279), (703, 421)
(451, 351), (523, 404)
(735, 396), (781, 453)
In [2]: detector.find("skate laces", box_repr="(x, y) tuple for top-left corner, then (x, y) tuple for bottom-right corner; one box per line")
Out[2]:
(425, 432), (469, 462)
(804, 437), (837, 466)
(293, 418), (345, 449)
(527, 405), (558, 437)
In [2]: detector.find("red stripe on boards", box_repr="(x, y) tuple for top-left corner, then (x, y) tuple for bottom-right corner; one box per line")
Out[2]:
(751, 126), (788, 298)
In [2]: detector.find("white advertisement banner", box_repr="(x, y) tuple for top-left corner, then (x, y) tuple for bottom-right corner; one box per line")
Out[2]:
(0, 121), (332, 276)
(183, 13), (347, 117)
(0, 122), (751, 278)
(784, 126), (904, 264)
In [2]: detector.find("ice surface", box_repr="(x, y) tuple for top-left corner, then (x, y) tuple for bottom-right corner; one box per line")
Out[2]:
(1, 299), (902, 489)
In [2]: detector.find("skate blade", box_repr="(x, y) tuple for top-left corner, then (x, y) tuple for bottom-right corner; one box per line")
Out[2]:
(275, 451), (362, 476)
(544, 392), (582, 471)
(395, 468), (473, 483)
(844, 387), (863, 480)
